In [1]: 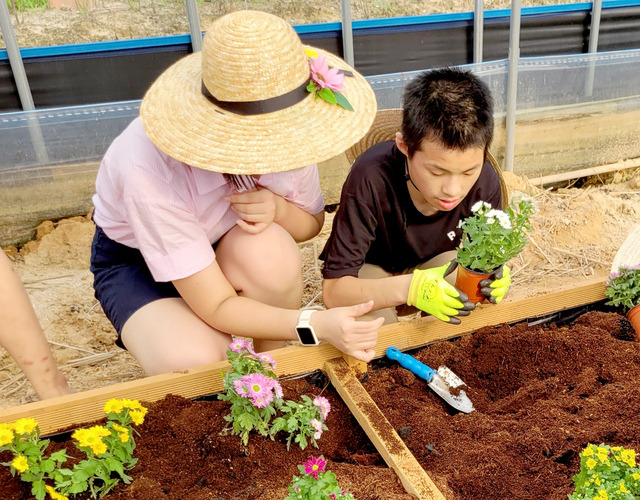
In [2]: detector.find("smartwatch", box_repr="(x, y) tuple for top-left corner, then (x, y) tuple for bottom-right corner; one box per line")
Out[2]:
(295, 309), (319, 346)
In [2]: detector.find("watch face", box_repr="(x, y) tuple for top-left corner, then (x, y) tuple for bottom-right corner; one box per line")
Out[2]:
(296, 327), (317, 345)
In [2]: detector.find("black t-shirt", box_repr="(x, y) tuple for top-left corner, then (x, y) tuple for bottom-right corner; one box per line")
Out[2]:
(320, 140), (503, 279)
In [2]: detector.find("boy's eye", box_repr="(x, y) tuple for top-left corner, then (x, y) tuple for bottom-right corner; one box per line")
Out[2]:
(429, 170), (443, 177)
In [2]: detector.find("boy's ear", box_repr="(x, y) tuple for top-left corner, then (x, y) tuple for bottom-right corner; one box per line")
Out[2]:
(395, 132), (409, 157)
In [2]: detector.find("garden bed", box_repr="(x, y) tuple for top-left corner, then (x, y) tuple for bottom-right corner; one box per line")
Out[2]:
(0, 376), (414, 500)
(364, 310), (640, 499)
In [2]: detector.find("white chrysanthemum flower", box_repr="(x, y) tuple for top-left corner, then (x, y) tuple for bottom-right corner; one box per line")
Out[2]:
(485, 209), (511, 229)
(471, 201), (491, 213)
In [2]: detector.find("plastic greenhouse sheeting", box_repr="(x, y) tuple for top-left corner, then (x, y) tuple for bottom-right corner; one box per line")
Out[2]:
(1, 48), (640, 181)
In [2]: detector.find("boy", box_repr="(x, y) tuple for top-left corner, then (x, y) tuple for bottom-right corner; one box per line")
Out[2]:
(321, 68), (509, 324)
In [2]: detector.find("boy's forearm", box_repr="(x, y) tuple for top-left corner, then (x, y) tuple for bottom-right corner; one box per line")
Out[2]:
(274, 196), (324, 242)
(323, 275), (412, 310)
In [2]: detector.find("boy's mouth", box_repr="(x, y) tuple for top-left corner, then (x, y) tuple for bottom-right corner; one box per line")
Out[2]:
(437, 198), (460, 210)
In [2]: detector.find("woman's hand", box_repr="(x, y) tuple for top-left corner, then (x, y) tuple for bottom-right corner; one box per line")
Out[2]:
(226, 187), (283, 234)
(312, 301), (384, 362)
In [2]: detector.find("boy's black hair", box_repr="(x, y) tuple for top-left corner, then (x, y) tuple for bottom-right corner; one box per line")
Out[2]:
(401, 67), (494, 157)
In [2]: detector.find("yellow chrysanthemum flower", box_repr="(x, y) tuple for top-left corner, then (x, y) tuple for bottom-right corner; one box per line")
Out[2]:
(619, 480), (629, 493)
(46, 485), (69, 500)
(112, 424), (130, 443)
(0, 427), (14, 447)
(11, 455), (29, 473)
(130, 410), (145, 426)
(72, 426), (111, 456)
(586, 458), (597, 469)
(13, 418), (38, 435)
(594, 476), (602, 486)
(104, 398), (124, 415)
(632, 472), (640, 480)
(582, 447), (594, 457)
(620, 449), (636, 468)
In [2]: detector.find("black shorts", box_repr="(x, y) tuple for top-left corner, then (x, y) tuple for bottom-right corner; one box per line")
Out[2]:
(90, 226), (181, 348)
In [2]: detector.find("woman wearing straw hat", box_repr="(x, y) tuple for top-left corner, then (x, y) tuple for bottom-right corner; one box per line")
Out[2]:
(89, 10), (381, 375)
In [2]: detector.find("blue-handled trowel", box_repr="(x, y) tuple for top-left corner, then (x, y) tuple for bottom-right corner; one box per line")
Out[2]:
(386, 346), (475, 413)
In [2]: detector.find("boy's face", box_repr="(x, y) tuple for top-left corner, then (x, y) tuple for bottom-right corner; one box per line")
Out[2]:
(396, 133), (485, 216)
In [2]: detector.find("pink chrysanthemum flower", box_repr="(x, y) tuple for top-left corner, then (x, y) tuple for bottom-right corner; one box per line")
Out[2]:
(273, 380), (283, 399)
(313, 396), (331, 420)
(303, 456), (326, 479)
(229, 339), (252, 353)
(244, 373), (271, 398)
(309, 54), (345, 92)
(256, 352), (276, 369)
(251, 392), (274, 409)
(233, 378), (249, 396)
(329, 495), (336, 500)
(311, 418), (323, 440)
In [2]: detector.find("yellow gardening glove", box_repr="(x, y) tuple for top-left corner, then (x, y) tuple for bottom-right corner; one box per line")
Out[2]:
(480, 265), (511, 304)
(407, 262), (474, 324)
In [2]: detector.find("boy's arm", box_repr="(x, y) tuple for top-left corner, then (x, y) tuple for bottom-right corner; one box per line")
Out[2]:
(323, 274), (412, 311)
(274, 195), (324, 242)
(0, 252), (71, 400)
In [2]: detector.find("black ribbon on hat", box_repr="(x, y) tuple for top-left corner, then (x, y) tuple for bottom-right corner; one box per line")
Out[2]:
(201, 69), (354, 116)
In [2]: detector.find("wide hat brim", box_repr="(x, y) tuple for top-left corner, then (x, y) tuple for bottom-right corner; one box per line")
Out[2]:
(140, 47), (377, 174)
(611, 224), (640, 273)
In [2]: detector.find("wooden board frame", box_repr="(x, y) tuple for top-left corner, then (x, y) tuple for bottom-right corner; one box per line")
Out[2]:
(0, 276), (606, 435)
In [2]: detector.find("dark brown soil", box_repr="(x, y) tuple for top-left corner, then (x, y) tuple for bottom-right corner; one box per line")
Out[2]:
(365, 310), (640, 500)
(0, 378), (413, 500)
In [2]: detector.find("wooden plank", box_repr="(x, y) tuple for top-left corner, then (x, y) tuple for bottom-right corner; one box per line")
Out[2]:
(325, 357), (446, 500)
(0, 276), (607, 434)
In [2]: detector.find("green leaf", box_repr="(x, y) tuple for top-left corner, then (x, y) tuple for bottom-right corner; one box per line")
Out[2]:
(306, 82), (317, 93)
(333, 91), (354, 111)
(31, 480), (46, 500)
(318, 87), (337, 104)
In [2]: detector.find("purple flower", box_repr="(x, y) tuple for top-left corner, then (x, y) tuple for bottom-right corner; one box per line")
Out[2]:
(303, 456), (326, 479)
(309, 54), (345, 92)
(313, 396), (331, 420)
(244, 373), (271, 398)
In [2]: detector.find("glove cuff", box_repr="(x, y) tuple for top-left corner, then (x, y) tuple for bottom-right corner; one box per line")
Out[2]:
(407, 270), (422, 307)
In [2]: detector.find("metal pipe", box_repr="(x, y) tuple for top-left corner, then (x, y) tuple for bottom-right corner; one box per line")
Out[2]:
(585, 0), (602, 96)
(0, 0), (34, 110)
(0, 2), (49, 164)
(504, 0), (522, 173)
(185, 0), (202, 52)
(474, 0), (484, 64)
(340, 0), (355, 67)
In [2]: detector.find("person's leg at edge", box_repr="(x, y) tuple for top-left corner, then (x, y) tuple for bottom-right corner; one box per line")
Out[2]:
(120, 224), (302, 375)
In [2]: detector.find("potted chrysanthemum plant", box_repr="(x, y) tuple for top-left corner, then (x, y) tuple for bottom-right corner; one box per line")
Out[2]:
(455, 199), (534, 303)
(605, 265), (640, 339)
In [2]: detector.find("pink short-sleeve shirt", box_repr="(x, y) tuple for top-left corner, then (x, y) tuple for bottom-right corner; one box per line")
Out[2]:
(92, 118), (324, 282)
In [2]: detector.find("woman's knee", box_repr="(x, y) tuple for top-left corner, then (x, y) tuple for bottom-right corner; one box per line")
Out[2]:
(218, 224), (302, 296)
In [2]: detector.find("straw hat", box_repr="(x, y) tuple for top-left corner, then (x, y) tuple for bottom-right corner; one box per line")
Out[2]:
(611, 224), (640, 273)
(140, 10), (377, 174)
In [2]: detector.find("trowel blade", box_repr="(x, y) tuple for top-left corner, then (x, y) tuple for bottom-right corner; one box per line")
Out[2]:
(427, 368), (475, 414)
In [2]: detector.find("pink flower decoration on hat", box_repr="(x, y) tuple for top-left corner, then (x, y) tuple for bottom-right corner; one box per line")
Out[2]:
(309, 54), (345, 92)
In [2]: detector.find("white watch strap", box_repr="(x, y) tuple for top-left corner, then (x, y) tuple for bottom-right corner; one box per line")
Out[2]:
(297, 309), (315, 327)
